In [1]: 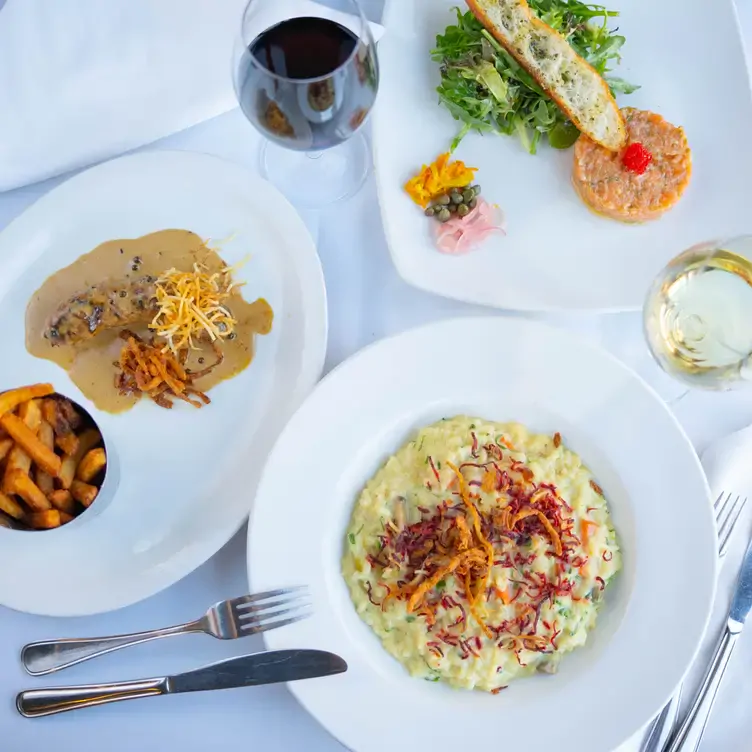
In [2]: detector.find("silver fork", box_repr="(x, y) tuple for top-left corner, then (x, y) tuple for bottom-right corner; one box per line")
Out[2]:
(21, 587), (311, 676)
(640, 492), (747, 752)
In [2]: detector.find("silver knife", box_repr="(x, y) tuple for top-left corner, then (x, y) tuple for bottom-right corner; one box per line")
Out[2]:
(17, 649), (347, 718)
(665, 531), (752, 751)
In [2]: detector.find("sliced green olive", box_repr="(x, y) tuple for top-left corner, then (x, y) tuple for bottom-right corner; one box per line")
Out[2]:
(548, 120), (581, 149)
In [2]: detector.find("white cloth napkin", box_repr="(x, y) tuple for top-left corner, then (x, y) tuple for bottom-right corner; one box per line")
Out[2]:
(688, 426), (752, 751)
(0, 0), (384, 192)
(620, 424), (752, 751)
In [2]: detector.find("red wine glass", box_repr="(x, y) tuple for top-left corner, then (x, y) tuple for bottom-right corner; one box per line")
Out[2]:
(232, 0), (379, 206)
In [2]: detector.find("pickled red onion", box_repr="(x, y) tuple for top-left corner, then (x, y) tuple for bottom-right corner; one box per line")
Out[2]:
(434, 198), (506, 255)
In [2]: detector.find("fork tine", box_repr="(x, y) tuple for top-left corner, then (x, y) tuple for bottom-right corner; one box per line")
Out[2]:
(238, 602), (311, 626)
(713, 491), (726, 512)
(717, 494), (747, 558)
(717, 493), (740, 540)
(714, 492), (732, 537)
(228, 587), (307, 610)
(238, 611), (311, 636)
(233, 593), (310, 616)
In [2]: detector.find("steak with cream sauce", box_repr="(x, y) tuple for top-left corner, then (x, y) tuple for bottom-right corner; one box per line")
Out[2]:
(45, 277), (158, 346)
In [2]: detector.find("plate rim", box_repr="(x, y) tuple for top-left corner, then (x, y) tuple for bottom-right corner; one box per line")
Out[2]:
(247, 314), (716, 752)
(0, 149), (328, 616)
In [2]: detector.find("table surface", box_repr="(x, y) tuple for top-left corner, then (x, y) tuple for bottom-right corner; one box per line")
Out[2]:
(3, 2), (752, 750)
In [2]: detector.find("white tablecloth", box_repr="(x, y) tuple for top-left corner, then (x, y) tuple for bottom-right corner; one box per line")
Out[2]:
(1, 3), (752, 751)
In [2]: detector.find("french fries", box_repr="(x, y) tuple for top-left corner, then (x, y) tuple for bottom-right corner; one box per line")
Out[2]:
(2, 445), (31, 494)
(0, 413), (61, 477)
(1, 397), (39, 493)
(27, 510), (73, 530)
(0, 386), (106, 530)
(55, 433), (79, 457)
(0, 490), (25, 520)
(43, 397), (81, 452)
(48, 489), (76, 515)
(0, 437), (12, 462)
(6, 470), (51, 512)
(76, 448), (107, 483)
(59, 428), (101, 490)
(18, 399), (42, 433)
(0, 384), (54, 418)
(35, 421), (55, 495)
(70, 480), (98, 508)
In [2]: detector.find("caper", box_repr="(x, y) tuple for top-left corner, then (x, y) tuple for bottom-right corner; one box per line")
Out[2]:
(436, 194), (451, 206)
(448, 203), (457, 212)
(472, 184), (481, 196)
(425, 206), (436, 217)
(450, 191), (463, 205)
(468, 197), (478, 209)
(462, 189), (475, 204)
(437, 208), (451, 222)
(458, 203), (470, 217)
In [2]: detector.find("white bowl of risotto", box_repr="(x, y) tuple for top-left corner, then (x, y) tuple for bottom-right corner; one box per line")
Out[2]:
(249, 317), (716, 752)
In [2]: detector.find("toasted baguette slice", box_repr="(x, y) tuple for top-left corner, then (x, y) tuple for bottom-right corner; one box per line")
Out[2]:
(466, 0), (626, 151)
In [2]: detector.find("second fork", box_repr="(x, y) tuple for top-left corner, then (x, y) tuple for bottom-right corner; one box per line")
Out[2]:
(22, 587), (311, 676)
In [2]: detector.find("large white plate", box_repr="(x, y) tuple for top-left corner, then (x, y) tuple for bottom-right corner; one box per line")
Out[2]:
(249, 317), (716, 752)
(372, 0), (752, 311)
(0, 151), (327, 616)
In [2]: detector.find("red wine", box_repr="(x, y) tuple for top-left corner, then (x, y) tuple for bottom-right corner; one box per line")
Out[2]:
(250, 17), (358, 80)
(237, 15), (379, 152)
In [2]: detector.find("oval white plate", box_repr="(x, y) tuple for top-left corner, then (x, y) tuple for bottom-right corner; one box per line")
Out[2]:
(0, 150), (327, 616)
(372, 0), (752, 311)
(249, 316), (715, 752)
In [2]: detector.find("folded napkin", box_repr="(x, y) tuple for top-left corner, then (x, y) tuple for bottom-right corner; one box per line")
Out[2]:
(0, 0), (384, 192)
(619, 422), (752, 752)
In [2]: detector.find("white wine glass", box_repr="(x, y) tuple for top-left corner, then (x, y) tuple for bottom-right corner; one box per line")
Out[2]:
(232, 0), (379, 207)
(644, 236), (752, 390)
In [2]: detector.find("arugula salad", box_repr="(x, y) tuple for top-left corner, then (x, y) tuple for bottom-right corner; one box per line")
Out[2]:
(432, 1), (639, 154)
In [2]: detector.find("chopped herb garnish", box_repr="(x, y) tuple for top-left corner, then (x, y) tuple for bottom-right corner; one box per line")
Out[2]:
(436, 579), (446, 590)
(406, 616), (416, 623)
(348, 533), (356, 545)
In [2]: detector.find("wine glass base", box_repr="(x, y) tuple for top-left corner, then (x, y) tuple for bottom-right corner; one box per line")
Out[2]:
(258, 132), (371, 208)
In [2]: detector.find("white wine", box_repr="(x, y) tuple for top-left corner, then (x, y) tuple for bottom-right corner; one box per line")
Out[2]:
(644, 239), (752, 389)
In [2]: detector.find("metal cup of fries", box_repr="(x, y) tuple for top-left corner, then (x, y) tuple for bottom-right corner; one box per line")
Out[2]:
(0, 384), (107, 530)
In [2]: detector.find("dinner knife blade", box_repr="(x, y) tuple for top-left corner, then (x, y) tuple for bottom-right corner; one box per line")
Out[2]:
(166, 649), (347, 694)
(729, 535), (752, 627)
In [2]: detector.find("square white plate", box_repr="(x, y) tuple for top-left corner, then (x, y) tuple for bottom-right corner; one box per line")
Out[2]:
(372, 0), (752, 312)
